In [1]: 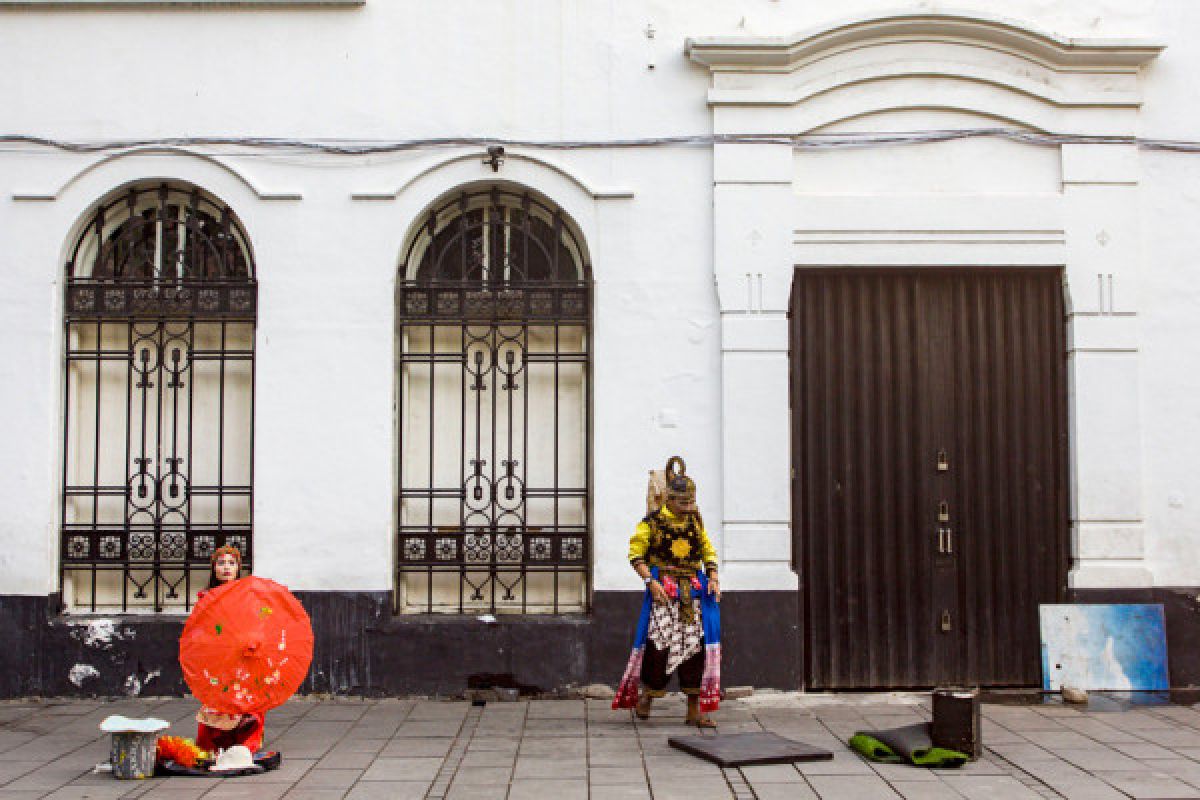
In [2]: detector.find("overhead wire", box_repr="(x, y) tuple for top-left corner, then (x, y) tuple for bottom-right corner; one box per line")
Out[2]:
(2, 129), (1200, 155)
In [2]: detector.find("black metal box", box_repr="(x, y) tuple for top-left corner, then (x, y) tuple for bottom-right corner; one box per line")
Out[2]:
(932, 687), (981, 759)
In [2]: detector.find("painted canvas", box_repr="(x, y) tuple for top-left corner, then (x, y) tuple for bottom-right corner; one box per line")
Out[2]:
(1039, 604), (1169, 691)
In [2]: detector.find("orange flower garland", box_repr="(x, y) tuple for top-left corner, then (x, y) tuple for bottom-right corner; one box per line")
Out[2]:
(155, 735), (210, 768)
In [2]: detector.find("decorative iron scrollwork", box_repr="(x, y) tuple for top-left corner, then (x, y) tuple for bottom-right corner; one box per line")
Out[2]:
(397, 187), (592, 613)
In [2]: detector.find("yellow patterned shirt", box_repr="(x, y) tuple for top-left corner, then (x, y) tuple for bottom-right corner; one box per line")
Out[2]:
(628, 506), (718, 571)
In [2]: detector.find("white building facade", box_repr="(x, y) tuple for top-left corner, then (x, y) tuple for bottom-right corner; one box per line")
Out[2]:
(1, 0), (1198, 696)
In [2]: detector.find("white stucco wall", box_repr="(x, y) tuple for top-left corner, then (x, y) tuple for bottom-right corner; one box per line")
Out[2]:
(1, 0), (1197, 603)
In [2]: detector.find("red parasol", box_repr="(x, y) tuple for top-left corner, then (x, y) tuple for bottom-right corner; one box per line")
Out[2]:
(179, 576), (314, 715)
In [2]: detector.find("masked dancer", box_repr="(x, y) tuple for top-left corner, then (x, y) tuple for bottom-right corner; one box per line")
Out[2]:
(613, 456), (721, 727)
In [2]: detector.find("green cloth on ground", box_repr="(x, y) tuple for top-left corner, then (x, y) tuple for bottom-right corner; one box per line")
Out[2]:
(848, 733), (969, 768)
(849, 733), (904, 763)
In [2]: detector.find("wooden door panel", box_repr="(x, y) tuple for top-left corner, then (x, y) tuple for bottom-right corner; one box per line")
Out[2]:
(791, 269), (1067, 689)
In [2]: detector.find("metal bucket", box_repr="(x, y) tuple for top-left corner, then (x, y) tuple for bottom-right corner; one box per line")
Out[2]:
(109, 731), (157, 779)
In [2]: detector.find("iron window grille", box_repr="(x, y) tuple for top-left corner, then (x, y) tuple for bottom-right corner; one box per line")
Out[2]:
(396, 186), (592, 614)
(61, 182), (256, 613)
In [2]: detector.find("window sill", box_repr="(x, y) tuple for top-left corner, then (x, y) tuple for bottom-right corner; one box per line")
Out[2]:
(372, 612), (591, 634)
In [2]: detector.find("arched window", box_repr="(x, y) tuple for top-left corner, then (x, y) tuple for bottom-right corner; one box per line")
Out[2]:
(396, 186), (592, 613)
(61, 182), (256, 612)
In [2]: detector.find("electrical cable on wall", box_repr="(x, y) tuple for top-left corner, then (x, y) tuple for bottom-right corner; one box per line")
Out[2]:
(3, 129), (1200, 156)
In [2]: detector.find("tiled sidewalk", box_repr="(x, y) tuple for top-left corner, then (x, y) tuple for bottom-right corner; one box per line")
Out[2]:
(2, 693), (1200, 799)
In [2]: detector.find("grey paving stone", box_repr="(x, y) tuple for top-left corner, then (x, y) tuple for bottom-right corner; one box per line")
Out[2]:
(517, 740), (585, 758)
(0, 762), (46, 786)
(888, 781), (963, 800)
(1019, 730), (1101, 749)
(450, 767), (512, 786)
(526, 703), (585, 720)
(507, 779), (588, 800)
(304, 705), (368, 723)
(751, 782), (819, 800)
(868, 763), (940, 782)
(445, 784), (510, 800)
(1056, 717), (1145, 744)
(512, 758), (585, 780)
(406, 703), (469, 721)
(0, 734), (39, 756)
(739, 764), (804, 784)
(317, 752), (375, 770)
(465, 739), (519, 755)
(588, 786), (654, 800)
(520, 719), (585, 737)
(1100, 712), (1177, 732)
(293, 768), (362, 790)
(4, 765), (89, 792)
(41, 785), (141, 800)
(939, 774), (1043, 799)
(1092, 770), (1200, 799)
(360, 757), (444, 782)
(202, 783), (292, 800)
(1111, 741), (1181, 759)
(797, 754), (876, 776)
(325, 740), (386, 756)
(137, 784), (213, 800)
(381, 738), (453, 758)
(393, 721), (462, 738)
(457, 752), (514, 769)
(343, 781), (430, 800)
(1054, 747), (1147, 772)
(1141, 758), (1200, 787)
(587, 767), (646, 785)
(1039, 777), (1127, 800)
(280, 791), (345, 800)
(1136, 728), (1200, 747)
(805, 774), (902, 799)
(252, 758), (317, 784)
(646, 780), (733, 800)
(975, 722), (1024, 745)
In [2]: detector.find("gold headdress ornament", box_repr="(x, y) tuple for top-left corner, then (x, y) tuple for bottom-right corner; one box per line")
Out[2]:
(664, 456), (696, 505)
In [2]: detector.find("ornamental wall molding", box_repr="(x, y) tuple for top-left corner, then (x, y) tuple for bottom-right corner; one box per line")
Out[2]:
(686, 10), (1165, 121)
(12, 146), (303, 202)
(685, 10), (1164, 73)
(350, 149), (634, 202)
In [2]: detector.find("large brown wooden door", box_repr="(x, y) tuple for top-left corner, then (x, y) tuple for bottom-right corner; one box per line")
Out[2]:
(790, 268), (1068, 689)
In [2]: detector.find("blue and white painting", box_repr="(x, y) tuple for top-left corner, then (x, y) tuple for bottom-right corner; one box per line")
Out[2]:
(1039, 604), (1169, 691)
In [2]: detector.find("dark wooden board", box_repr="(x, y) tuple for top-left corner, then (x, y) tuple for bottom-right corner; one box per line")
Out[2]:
(668, 732), (833, 767)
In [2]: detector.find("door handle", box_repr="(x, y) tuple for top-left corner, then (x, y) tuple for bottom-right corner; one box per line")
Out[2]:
(938, 527), (953, 554)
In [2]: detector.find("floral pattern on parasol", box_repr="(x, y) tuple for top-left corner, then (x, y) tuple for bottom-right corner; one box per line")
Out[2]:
(179, 576), (314, 715)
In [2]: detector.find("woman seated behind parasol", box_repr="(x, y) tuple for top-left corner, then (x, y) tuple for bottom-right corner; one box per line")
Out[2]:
(193, 546), (265, 754)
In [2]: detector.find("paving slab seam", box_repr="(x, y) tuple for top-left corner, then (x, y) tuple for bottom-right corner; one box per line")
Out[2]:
(629, 707), (658, 800)
(725, 767), (757, 800)
(426, 704), (483, 800)
(983, 745), (1067, 799)
(318, 698), (416, 800)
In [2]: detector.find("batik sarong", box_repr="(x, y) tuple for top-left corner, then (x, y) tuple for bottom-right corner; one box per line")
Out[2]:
(612, 566), (721, 713)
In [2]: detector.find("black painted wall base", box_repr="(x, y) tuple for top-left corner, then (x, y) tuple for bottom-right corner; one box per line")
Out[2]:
(0, 590), (801, 698)
(7, 588), (1193, 698)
